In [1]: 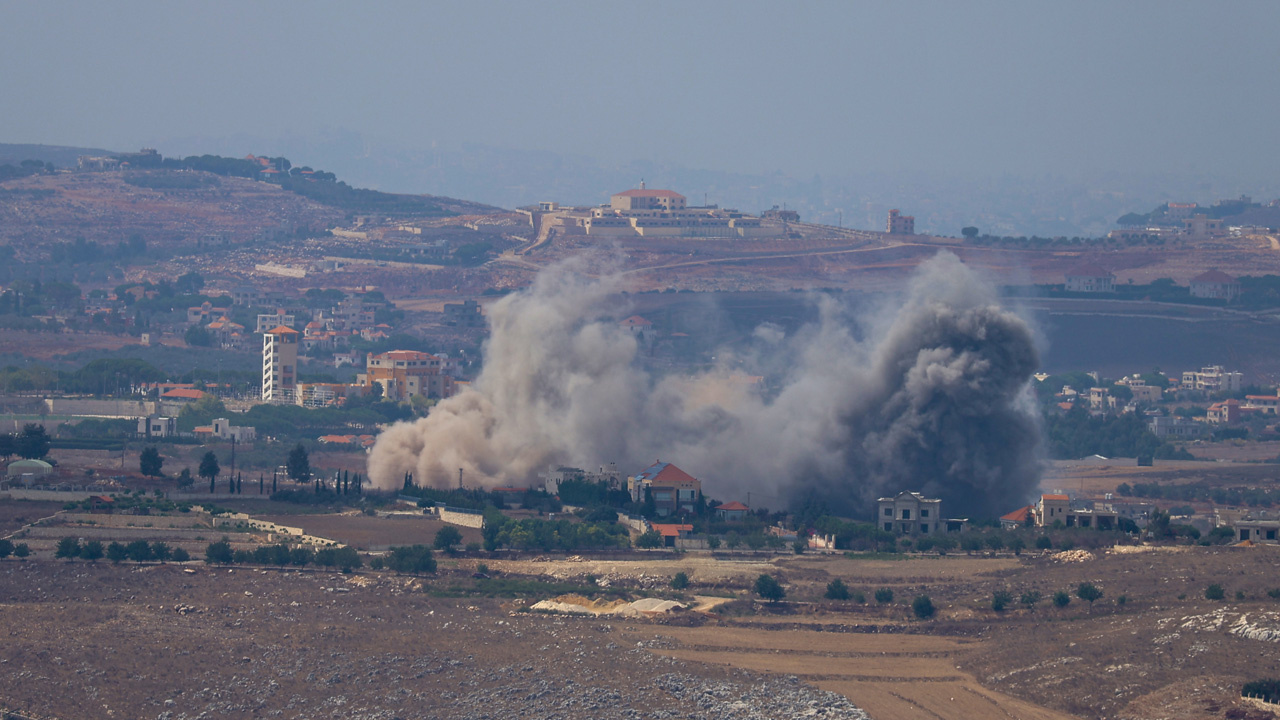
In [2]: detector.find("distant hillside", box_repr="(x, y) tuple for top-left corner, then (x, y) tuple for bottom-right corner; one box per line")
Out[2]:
(0, 143), (119, 168)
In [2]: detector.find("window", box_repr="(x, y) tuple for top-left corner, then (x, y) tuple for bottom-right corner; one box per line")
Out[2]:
(920, 509), (929, 518)
(920, 524), (929, 534)
(884, 522), (892, 532)
(884, 508), (892, 517)
(901, 509), (911, 520)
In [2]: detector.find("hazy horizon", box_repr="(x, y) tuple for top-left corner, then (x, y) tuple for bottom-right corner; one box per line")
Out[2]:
(4, 1), (1279, 233)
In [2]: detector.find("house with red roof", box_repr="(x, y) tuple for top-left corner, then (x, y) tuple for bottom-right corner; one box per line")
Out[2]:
(714, 501), (750, 522)
(629, 462), (702, 517)
(1190, 269), (1240, 301)
(161, 387), (205, 402)
(649, 523), (694, 547)
(1000, 505), (1034, 530)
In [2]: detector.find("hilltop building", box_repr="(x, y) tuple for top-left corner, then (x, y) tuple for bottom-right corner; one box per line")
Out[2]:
(262, 326), (299, 403)
(537, 184), (772, 239)
(886, 209), (915, 235)
(1181, 365), (1244, 393)
(444, 299), (484, 328)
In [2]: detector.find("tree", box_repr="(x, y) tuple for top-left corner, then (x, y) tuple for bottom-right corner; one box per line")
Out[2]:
(635, 530), (663, 549)
(205, 539), (233, 564)
(961, 226), (979, 239)
(106, 542), (128, 563)
(126, 540), (153, 562)
(17, 423), (50, 459)
(1053, 590), (1071, 608)
(1205, 583), (1226, 601)
(1035, 536), (1052, 550)
(55, 537), (81, 559)
(184, 325), (213, 347)
(13, 543), (29, 558)
(80, 540), (104, 561)
(151, 542), (171, 562)
(171, 547), (191, 562)
(0, 433), (15, 460)
(433, 525), (463, 552)
(992, 589), (1013, 612)
(754, 574), (785, 602)
(1076, 582), (1103, 611)
(198, 451), (220, 487)
(286, 443), (311, 482)
(792, 538), (807, 554)
(175, 271), (204, 294)
(139, 446), (164, 477)
(671, 571), (690, 590)
(825, 579), (851, 600)
(0, 539), (11, 559)
(912, 594), (936, 619)
(177, 467), (194, 487)
(874, 587), (895, 604)
(1020, 590), (1042, 608)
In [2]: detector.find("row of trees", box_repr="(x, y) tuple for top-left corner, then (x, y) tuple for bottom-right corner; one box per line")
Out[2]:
(204, 539), (360, 571)
(55, 537), (189, 563)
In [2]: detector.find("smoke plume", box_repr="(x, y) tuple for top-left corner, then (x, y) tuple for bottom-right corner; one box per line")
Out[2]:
(367, 252), (1042, 519)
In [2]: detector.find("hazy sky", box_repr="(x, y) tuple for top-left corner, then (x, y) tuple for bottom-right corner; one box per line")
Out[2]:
(3, 1), (1278, 183)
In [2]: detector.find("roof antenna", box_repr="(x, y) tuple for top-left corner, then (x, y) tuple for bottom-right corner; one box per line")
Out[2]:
(639, 179), (645, 190)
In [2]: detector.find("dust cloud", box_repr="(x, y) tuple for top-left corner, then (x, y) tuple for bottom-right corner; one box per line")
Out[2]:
(367, 252), (1041, 518)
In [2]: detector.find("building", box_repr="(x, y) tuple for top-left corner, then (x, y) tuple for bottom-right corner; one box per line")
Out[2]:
(714, 501), (751, 522)
(1207, 399), (1245, 425)
(999, 505), (1034, 530)
(629, 462), (702, 517)
(359, 350), (456, 401)
(877, 491), (943, 536)
(1190, 270), (1241, 301)
(546, 184), (772, 239)
(136, 415), (176, 439)
(1184, 214), (1225, 239)
(541, 464), (623, 496)
(761, 206), (800, 223)
(256, 310), (296, 333)
(443, 299), (484, 328)
(1165, 202), (1198, 221)
(649, 523), (694, 547)
(6, 459), (53, 482)
(619, 315), (653, 335)
(211, 418), (256, 443)
(262, 325), (299, 404)
(1233, 519), (1280, 544)
(1148, 415), (1208, 439)
(886, 209), (915, 235)
(1243, 394), (1280, 415)
(1181, 365), (1244, 392)
(1065, 263), (1115, 293)
(1036, 493), (1118, 530)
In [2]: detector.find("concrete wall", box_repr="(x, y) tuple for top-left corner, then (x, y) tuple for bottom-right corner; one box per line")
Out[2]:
(437, 507), (484, 529)
(44, 399), (157, 418)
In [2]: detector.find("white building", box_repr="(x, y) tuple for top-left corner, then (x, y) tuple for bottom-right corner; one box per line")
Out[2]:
(262, 325), (299, 403)
(211, 418), (256, 443)
(1065, 263), (1115, 293)
(877, 491), (943, 536)
(1181, 365), (1244, 393)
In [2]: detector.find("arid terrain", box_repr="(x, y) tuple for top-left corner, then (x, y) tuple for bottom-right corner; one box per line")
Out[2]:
(3, 499), (1280, 720)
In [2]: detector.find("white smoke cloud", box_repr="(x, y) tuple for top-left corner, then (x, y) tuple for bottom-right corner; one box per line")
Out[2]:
(367, 251), (1042, 518)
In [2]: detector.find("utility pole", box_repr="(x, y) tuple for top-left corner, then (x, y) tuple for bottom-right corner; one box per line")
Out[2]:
(458, 468), (463, 490)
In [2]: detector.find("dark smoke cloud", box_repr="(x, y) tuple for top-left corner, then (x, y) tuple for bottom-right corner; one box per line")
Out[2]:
(367, 251), (1041, 519)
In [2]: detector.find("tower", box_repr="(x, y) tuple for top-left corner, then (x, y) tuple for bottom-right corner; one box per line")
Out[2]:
(262, 325), (299, 403)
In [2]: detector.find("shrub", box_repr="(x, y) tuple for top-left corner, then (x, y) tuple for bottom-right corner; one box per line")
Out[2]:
(1116, 594), (1128, 606)
(1205, 584), (1226, 601)
(1267, 588), (1280, 600)
(171, 547), (190, 562)
(635, 531), (663, 549)
(992, 590), (1013, 612)
(1236, 590), (1246, 602)
(13, 543), (29, 558)
(1035, 536), (1052, 550)
(151, 542), (171, 562)
(825, 579), (851, 601)
(851, 591), (866, 604)
(476, 563), (489, 575)
(1053, 590), (1070, 608)
(912, 594), (935, 619)
(874, 587), (894, 604)
(754, 574), (785, 602)
(1020, 590), (1041, 608)
(1077, 582), (1103, 608)
(465, 542), (481, 553)
(671, 572), (690, 590)
(126, 540), (153, 562)
(386, 545), (436, 574)
(433, 526), (463, 551)
(0, 539), (12, 559)
(707, 535), (721, 550)
(793, 538), (807, 554)
(369, 557), (385, 570)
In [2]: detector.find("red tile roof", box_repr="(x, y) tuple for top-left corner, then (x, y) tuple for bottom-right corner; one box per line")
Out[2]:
(620, 315), (652, 327)
(266, 325), (298, 335)
(715, 501), (750, 512)
(1001, 505), (1033, 524)
(162, 388), (205, 400)
(1041, 494), (1069, 501)
(1192, 269), (1237, 284)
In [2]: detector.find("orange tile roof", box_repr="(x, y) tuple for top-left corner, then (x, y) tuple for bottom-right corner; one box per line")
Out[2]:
(162, 388), (205, 400)
(1001, 506), (1033, 524)
(266, 325), (298, 335)
(1041, 494), (1069, 501)
(715, 501), (750, 512)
